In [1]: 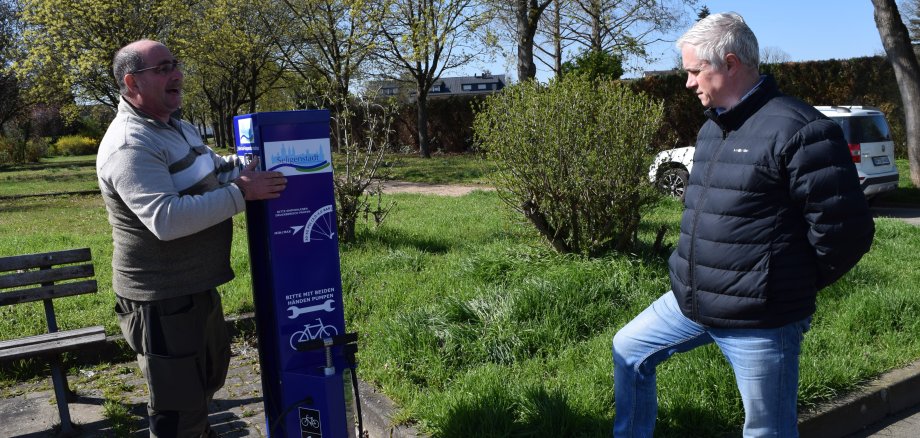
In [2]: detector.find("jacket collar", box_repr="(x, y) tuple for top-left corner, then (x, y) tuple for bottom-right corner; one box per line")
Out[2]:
(118, 97), (180, 129)
(704, 74), (781, 132)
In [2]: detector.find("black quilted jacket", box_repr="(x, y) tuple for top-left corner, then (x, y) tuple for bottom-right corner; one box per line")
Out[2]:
(669, 75), (875, 328)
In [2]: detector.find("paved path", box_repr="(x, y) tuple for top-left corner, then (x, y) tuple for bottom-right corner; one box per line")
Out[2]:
(848, 406), (920, 438)
(379, 181), (493, 197)
(0, 327), (419, 438)
(871, 204), (920, 226)
(1, 336), (269, 437)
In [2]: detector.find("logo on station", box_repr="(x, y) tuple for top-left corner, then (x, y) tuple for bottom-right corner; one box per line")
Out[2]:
(264, 138), (332, 176)
(237, 117), (254, 145)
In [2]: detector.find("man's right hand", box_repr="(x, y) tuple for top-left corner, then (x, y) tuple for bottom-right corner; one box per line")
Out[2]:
(234, 157), (287, 201)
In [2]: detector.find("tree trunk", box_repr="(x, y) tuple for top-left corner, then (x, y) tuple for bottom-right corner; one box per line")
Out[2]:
(210, 119), (221, 149)
(515, 0), (553, 82)
(590, 0), (602, 52)
(516, 0), (538, 81)
(552, 0), (563, 76)
(225, 114), (235, 151)
(873, 0), (920, 187)
(417, 91), (431, 158)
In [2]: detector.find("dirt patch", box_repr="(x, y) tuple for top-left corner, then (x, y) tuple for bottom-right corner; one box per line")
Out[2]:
(380, 181), (494, 197)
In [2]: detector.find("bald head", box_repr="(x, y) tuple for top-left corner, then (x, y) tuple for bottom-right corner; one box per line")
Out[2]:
(113, 40), (165, 95)
(112, 40), (184, 123)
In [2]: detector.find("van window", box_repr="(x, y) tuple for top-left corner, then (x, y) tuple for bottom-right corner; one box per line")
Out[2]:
(831, 115), (891, 143)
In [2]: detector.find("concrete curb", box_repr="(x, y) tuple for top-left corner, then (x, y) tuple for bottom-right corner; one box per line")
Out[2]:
(357, 379), (424, 438)
(798, 360), (920, 437)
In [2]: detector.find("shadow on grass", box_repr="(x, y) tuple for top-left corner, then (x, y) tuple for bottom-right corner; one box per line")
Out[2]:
(0, 191), (99, 208)
(875, 187), (920, 206)
(352, 228), (454, 255)
(438, 386), (610, 437)
(654, 404), (739, 438)
(0, 160), (96, 173)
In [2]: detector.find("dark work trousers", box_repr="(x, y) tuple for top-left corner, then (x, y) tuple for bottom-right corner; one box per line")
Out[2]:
(115, 289), (231, 438)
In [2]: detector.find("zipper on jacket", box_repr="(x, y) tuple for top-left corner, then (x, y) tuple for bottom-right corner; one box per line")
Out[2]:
(688, 129), (729, 320)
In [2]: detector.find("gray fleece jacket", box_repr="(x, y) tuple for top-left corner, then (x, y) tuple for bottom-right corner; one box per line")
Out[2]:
(97, 98), (246, 301)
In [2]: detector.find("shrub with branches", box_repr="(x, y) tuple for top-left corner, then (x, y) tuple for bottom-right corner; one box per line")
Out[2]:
(474, 75), (663, 256)
(331, 95), (396, 243)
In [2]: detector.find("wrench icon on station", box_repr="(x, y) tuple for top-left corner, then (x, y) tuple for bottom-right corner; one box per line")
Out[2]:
(287, 299), (335, 319)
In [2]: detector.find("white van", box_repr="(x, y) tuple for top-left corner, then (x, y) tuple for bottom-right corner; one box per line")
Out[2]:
(814, 106), (899, 199)
(649, 106), (900, 201)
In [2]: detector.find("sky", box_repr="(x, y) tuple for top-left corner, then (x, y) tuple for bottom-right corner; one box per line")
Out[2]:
(467, 0), (887, 82)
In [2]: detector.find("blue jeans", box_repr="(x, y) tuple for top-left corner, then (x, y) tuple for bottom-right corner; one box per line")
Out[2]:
(612, 291), (811, 437)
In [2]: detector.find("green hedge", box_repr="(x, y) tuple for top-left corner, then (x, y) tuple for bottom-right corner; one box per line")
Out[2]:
(764, 57), (904, 157)
(393, 95), (486, 153)
(630, 56), (906, 157)
(393, 57), (906, 157)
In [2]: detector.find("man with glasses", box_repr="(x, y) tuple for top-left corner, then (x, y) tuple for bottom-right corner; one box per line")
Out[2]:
(611, 13), (875, 437)
(97, 39), (287, 438)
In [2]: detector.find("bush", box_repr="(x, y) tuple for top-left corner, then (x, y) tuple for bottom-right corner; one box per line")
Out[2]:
(54, 135), (98, 156)
(474, 75), (664, 256)
(0, 136), (49, 164)
(332, 96), (396, 243)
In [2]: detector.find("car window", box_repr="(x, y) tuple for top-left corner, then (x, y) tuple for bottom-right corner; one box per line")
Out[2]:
(831, 115), (891, 143)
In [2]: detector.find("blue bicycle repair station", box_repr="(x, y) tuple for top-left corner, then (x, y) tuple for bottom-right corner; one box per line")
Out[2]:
(233, 110), (361, 438)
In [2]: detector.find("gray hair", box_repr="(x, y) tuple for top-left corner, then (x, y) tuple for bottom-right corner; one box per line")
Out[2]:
(676, 12), (759, 69)
(113, 45), (144, 95)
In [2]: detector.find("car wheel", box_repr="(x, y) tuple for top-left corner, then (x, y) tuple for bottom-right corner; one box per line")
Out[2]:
(658, 167), (689, 199)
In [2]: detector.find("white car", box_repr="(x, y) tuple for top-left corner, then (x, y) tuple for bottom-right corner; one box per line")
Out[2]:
(649, 106), (900, 201)
(648, 146), (695, 199)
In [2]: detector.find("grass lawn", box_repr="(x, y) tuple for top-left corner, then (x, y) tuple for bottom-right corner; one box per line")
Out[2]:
(2, 154), (920, 437)
(0, 156), (98, 197)
(880, 158), (920, 205)
(379, 153), (496, 185)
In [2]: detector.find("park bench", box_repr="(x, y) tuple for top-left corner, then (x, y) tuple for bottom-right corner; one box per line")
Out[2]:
(0, 248), (107, 436)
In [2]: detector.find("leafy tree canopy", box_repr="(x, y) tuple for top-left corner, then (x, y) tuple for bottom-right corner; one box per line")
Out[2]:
(561, 48), (623, 81)
(17, 0), (189, 112)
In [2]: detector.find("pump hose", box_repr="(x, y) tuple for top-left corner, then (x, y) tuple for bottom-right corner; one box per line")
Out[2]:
(268, 395), (313, 437)
(349, 364), (366, 438)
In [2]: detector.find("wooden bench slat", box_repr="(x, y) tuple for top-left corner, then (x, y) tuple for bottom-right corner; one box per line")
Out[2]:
(0, 264), (95, 289)
(0, 248), (92, 273)
(0, 280), (98, 306)
(0, 326), (106, 361)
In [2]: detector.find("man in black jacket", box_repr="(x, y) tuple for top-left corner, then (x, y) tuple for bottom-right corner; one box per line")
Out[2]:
(612, 12), (875, 437)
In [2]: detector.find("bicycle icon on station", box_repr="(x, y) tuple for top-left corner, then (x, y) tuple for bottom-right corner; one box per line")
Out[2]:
(301, 415), (319, 429)
(288, 204), (336, 244)
(289, 318), (339, 350)
(304, 205), (335, 243)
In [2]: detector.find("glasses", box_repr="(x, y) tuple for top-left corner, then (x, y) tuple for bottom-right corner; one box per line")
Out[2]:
(130, 60), (182, 75)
